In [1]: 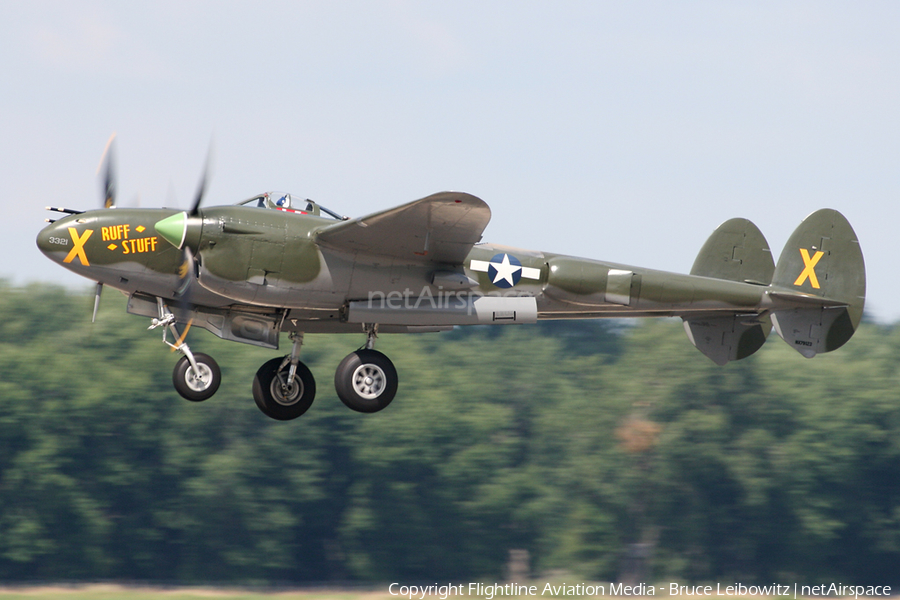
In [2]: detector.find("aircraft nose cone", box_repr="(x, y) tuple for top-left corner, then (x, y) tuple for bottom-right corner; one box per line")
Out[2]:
(36, 218), (73, 263)
(155, 212), (187, 248)
(36, 222), (55, 254)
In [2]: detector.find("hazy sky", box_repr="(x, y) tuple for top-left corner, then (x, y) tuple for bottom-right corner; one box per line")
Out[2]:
(4, 2), (899, 321)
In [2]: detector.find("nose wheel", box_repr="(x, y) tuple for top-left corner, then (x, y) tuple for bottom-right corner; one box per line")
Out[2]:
(149, 298), (222, 402)
(173, 352), (221, 402)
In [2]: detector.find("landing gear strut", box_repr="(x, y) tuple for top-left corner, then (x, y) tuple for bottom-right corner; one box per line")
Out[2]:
(150, 298), (220, 402)
(252, 332), (316, 420)
(334, 324), (398, 413)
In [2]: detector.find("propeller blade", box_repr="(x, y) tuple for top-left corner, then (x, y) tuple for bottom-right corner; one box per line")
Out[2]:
(174, 247), (198, 330)
(92, 282), (103, 323)
(176, 246), (196, 299)
(189, 170), (206, 216)
(97, 133), (117, 209)
(170, 318), (194, 352)
(189, 142), (214, 217)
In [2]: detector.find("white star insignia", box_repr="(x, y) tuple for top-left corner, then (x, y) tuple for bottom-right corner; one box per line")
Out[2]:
(490, 253), (520, 286)
(469, 254), (541, 288)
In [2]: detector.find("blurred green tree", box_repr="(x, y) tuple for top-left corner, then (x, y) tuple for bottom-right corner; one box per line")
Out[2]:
(0, 283), (898, 584)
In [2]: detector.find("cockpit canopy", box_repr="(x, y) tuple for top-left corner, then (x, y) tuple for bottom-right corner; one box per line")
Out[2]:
(237, 191), (322, 216)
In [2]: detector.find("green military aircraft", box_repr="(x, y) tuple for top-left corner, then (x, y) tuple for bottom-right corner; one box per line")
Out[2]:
(37, 143), (866, 421)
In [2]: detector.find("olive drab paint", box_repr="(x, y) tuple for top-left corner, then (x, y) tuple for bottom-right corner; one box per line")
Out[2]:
(37, 160), (866, 420)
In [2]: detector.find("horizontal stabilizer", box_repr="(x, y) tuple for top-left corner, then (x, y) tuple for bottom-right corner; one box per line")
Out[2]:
(683, 314), (771, 366)
(767, 290), (848, 308)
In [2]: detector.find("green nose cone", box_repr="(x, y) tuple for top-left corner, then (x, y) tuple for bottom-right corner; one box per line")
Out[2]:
(155, 212), (187, 248)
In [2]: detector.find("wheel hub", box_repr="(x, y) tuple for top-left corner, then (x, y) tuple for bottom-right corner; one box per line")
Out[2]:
(352, 364), (386, 399)
(185, 364), (212, 392)
(271, 372), (303, 406)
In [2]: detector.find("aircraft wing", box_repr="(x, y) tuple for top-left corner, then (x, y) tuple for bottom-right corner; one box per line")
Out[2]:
(314, 192), (491, 265)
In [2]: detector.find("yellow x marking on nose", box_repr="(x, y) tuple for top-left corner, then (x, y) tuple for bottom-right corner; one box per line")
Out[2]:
(793, 248), (824, 289)
(63, 227), (93, 266)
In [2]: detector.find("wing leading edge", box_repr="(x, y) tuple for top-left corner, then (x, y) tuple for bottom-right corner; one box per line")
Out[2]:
(314, 192), (491, 265)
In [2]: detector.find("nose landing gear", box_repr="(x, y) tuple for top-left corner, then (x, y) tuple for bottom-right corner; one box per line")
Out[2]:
(150, 298), (221, 402)
(173, 352), (221, 402)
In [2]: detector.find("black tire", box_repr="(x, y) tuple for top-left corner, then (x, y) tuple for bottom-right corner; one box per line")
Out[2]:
(252, 357), (316, 421)
(334, 349), (398, 413)
(173, 353), (221, 402)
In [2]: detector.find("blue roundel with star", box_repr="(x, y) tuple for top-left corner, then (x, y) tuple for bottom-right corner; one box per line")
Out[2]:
(487, 253), (523, 288)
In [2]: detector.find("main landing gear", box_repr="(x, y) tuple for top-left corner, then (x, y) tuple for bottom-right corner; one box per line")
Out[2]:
(251, 325), (398, 420)
(334, 325), (398, 414)
(150, 306), (398, 421)
(252, 333), (316, 420)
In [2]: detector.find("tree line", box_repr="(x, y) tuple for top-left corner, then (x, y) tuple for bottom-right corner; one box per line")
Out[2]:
(0, 282), (898, 584)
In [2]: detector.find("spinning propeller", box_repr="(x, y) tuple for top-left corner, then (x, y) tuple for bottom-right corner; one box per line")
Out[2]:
(91, 133), (118, 321)
(98, 133), (117, 209)
(168, 142), (215, 332)
(91, 135), (213, 323)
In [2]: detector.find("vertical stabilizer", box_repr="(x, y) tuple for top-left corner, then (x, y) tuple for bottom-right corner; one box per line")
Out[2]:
(684, 218), (774, 364)
(770, 209), (865, 357)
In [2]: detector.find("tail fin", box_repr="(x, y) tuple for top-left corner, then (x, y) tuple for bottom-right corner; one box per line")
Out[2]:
(683, 218), (775, 365)
(770, 209), (866, 357)
(690, 217), (775, 285)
